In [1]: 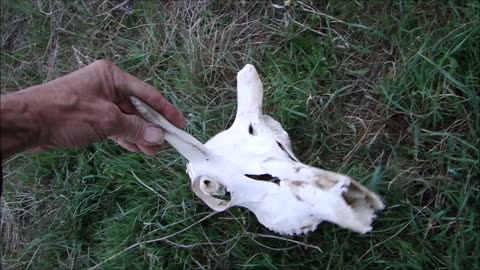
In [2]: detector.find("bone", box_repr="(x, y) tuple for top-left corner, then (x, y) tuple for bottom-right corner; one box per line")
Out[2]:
(130, 96), (210, 163)
(234, 64), (264, 124)
(132, 65), (385, 236)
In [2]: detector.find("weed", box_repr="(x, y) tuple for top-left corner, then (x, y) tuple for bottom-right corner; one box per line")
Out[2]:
(1, 1), (479, 269)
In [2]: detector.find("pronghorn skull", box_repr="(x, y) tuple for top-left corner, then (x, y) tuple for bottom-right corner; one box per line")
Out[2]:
(131, 64), (384, 236)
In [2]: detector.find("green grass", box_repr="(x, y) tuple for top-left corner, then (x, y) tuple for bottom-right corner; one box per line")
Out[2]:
(1, 1), (479, 269)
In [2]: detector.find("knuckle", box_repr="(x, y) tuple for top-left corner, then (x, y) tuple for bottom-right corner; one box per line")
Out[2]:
(102, 107), (120, 129)
(93, 59), (116, 82)
(91, 59), (122, 99)
(132, 117), (144, 140)
(93, 59), (114, 71)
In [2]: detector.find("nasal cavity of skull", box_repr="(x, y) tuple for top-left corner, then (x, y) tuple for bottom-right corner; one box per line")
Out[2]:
(245, 174), (281, 185)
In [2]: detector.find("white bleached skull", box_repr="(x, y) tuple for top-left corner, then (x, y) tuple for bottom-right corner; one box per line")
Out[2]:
(131, 64), (384, 236)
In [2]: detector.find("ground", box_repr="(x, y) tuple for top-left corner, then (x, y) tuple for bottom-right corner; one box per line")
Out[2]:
(1, 1), (479, 269)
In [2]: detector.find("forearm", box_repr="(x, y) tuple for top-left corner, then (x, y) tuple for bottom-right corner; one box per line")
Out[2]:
(1, 90), (44, 159)
(1, 60), (184, 159)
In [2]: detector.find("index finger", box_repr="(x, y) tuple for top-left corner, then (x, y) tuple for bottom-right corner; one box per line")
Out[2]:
(111, 64), (186, 129)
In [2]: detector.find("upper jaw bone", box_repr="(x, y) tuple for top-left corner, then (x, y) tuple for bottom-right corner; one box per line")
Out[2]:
(131, 64), (385, 236)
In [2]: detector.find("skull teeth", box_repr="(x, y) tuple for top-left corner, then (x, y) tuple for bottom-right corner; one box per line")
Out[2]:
(271, 225), (319, 236)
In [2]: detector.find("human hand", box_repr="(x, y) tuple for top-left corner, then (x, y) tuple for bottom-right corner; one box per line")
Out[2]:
(2, 60), (185, 156)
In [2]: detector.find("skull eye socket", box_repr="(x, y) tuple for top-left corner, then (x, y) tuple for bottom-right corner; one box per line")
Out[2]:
(201, 178), (225, 196)
(193, 176), (232, 211)
(200, 178), (231, 204)
(212, 191), (231, 201)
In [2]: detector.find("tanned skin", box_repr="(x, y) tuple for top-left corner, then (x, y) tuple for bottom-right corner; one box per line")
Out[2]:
(0, 60), (185, 159)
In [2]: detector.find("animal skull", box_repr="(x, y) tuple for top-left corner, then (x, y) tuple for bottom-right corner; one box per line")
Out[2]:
(131, 64), (385, 236)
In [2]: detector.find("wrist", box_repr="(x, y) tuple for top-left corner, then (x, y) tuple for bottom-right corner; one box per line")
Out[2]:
(1, 89), (45, 158)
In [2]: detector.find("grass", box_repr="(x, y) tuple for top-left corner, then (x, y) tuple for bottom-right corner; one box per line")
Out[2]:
(1, 0), (479, 269)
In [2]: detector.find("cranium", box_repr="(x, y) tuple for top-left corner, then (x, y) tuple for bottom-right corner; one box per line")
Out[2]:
(131, 64), (384, 236)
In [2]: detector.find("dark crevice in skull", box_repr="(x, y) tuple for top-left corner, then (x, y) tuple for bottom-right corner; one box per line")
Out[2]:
(213, 191), (231, 202)
(342, 192), (355, 206)
(276, 141), (296, 161)
(245, 174), (281, 185)
(248, 123), (254, 135)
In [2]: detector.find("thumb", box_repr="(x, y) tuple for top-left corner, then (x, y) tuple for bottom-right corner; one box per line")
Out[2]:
(116, 113), (164, 145)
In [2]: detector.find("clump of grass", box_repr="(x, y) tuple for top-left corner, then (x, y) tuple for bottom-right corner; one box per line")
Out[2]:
(2, 1), (479, 269)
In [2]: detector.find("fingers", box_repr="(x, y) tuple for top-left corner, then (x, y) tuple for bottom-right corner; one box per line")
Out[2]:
(137, 144), (161, 156)
(109, 112), (166, 156)
(117, 98), (137, 114)
(24, 146), (49, 154)
(111, 136), (162, 156)
(111, 137), (141, 153)
(110, 64), (186, 129)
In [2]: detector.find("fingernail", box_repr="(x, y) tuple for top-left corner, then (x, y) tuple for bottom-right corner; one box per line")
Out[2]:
(144, 127), (164, 144)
